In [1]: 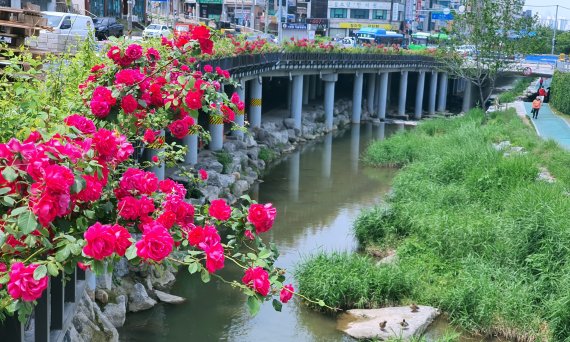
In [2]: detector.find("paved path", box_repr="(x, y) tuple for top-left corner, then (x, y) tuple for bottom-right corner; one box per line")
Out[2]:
(522, 101), (570, 150)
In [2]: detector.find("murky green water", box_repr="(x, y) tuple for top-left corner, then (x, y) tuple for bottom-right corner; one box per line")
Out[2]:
(118, 122), (400, 341)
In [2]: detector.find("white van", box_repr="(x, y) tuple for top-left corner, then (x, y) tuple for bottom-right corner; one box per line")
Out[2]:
(27, 12), (95, 53)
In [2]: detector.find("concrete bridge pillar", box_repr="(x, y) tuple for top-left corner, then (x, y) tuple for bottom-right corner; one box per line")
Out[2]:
(437, 72), (448, 112)
(233, 80), (246, 139)
(250, 78), (262, 128)
(387, 73), (392, 107)
(316, 78), (323, 97)
(377, 72), (389, 120)
(367, 73), (376, 114)
(323, 73), (338, 131)
(398, 71), (408, 116)
(352, 72), (364, 123)
(414, 71), (426, 120)
(183, 134), (198, 165)
(303, 75), (310, 105)
(309, 75), (317, 100)
(292, 75), (304, 130)
(428, 71), (438, 115)
(209, 118), (224, 151)
(374, 73), (381, 112)
(287, 79), (292, 113)
(462, 80), (473, 113)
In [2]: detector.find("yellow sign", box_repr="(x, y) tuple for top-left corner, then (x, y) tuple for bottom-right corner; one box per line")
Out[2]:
(338, 22), (392, 29)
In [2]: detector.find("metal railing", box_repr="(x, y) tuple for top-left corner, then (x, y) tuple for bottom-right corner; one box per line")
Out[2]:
(0, 267), (88, 342)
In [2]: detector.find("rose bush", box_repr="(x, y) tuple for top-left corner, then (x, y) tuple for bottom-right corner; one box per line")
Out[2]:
(0, 25), (297, 324)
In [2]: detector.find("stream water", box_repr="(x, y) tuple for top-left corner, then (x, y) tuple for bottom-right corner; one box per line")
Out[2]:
(118, 122), (401, 341)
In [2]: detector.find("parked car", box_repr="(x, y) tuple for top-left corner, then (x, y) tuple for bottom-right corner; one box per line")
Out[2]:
(29, 12), (95, 52)
(245, 33), (278, 44)
(93, 17), (124, 40)
(142, 24), (171, 39)
(341, 37), (356, 48)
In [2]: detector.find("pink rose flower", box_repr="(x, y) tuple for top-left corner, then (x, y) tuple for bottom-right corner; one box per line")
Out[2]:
(247, 203), (277, 234)
(7, 262), (49, 302)
(125, 44), (143, 61)
(242, 267), (270, 296)
(280, 284), (294, 303)
(121, 94), (139, 114)
(199, 169), (208, 180)
(110, 224), (132, 257)
(83, 222), (116, 260)
(204, 242), (225, 273)
(168, 119), (189, 139)
(152, 155), (159, 163)
(244, 230), (255, 240)
(64, 114), (96, 134)
(143, 129), (158, 144)
(209, 199), (231, 221)
(136, 223), (174, 262)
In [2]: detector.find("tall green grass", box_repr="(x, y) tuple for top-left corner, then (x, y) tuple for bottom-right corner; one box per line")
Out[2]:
(298, 109), (570, 341)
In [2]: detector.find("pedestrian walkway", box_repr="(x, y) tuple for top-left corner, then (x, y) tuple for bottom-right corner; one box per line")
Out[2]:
(522, 102), (570, 150)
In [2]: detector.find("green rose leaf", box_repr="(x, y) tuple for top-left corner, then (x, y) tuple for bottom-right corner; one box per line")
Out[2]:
(17, 210), (39, 235)
(10, 206), (29, 217)
(55, 246), (70, 262)
(258, 248), (271, 259)
(125, 244), (137, 260)
(2, 167), (18, 182)
(0, 187), (11, 195)
(47, 263), (59, 277)
(33, 264), (47, 280)
(318, 300), (326, 307)
(200, 268), (211, 283)
(247, 296), (261, 316)
(272, 299), (283, 312)
(188, 262), (199, 274)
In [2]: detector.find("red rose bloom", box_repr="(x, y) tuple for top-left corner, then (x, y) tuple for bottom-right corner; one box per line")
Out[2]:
(83, 222), (116, 260)
(209, 199), (231, 221)
(168, 119), (189, 139)
(143, 129), (158, 144)
(111, 224), (132, 256)
(191, 25), (211, 41)
(199, 39), (214, 55)
(76, 174), (104, 202)
(115, 69), (144, 86)
(0, 263), (6, 289)
(43, 164), (74, 194)
(184, 90), (203, 110)
(136, 223), (174, 262)
(203, 64), (213, 73)
(121, 94), (139, 114)
(64, 114), (96, 134)
(247, 203), (277, 234)
(204, 242), (225, 273)
(125, 44), (143, 61)
(7, 262), (49, 302)
(280, 284), (294, 303)
(242, 267), (270, 296)
(199, 169), (208, 180)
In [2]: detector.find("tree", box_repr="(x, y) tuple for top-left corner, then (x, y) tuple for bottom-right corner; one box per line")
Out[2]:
(444, 0), (535, 108)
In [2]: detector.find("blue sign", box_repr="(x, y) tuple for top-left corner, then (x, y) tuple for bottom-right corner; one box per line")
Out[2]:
(282, 23), (307, 30)
(431, 12), (454, 21)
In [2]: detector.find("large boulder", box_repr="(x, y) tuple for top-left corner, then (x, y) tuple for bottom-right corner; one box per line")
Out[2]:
(103, 295), (127, 328)
(128, 283), (157, 312)
(149, 268), (177, 291)
(337, 306), (440, 340)
(155, 290), (186, 304)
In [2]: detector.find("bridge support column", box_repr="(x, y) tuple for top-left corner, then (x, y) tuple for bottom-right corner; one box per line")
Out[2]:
(250, 77), (262, 128)
(233, 80), (246, 139)
(398, 71), (409, 116)
(374, 73), (381, 112)
(377, 72), (389, 120)
(437, 72), (448, 112)
(287, 79), (292, 113)
(323, 73), (338, 131)
(367, 73), (375, 114)
(309, 75), (317, 100)
(428, 71), (438, 115)
(387, 73), (392, 107)
(352, 72), (364, 123)
(183, 134), (198, 165)
(377, 122), (385, 140)
(414, 71), (426, 120)
(303, 75), (310, 105)
(316, 78), (323, 97)
(462, 80), (473, 113)
(292, 75), (304, 130)
(209, 118), (224, 151)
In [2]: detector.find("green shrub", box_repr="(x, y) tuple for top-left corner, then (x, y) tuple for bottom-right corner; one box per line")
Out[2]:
(258, 147), (277, 164)
(214, 150), (233, 173)
(295, 252), (412, 311)
(550, 70), (570, 115)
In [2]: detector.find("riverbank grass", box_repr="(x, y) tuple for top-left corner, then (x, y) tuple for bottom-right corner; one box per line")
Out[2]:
(297, 109), (570, 341)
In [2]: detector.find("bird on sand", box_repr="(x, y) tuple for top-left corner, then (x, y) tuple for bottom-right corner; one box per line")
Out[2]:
(399, 319), (409, 328)
(410, 303), (420, 313)
(378, 320), (387, 331)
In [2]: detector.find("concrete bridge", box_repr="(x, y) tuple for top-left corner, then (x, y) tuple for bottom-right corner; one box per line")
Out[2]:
(186, 52), (475, 161)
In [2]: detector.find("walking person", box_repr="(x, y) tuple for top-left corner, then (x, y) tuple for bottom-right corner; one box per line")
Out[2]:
(532, 97), (542, 119)
(539, 77), (544, 88)
(538, 86), (546, 102)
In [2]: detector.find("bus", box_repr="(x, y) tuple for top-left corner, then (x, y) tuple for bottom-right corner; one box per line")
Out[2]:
(355, 28), (404, 46)
(408, 32), (448, 50)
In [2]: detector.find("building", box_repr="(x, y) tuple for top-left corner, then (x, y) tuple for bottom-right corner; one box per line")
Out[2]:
(327, 0), (404, 38)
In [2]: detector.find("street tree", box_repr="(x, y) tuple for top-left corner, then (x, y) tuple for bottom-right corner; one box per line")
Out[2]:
(444, 0), (535, 108)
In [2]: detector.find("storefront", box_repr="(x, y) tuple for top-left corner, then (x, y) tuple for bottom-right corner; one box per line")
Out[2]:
(184, 0), (197, 18)
(198, 0), (223, 20)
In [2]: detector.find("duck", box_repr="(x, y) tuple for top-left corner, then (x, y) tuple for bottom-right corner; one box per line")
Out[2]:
(410, 303), (419, 313)
(399, 319), (409, 328)
(379, 320), (387, 331)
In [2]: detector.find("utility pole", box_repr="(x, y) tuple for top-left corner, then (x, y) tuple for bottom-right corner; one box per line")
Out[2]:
(389, 0), (394, 23)
(278, 0), (282, 41)
(264, 0), (269, 33)
(551, 4), (558, 55)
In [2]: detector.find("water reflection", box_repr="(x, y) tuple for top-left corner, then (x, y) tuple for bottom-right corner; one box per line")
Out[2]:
(119, 123), (400, 342)
(377, 122), (386, 140)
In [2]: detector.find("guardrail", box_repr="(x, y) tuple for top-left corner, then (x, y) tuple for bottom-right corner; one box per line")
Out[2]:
(200, 52), (442, 77)
(0, 267), (88, 342)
